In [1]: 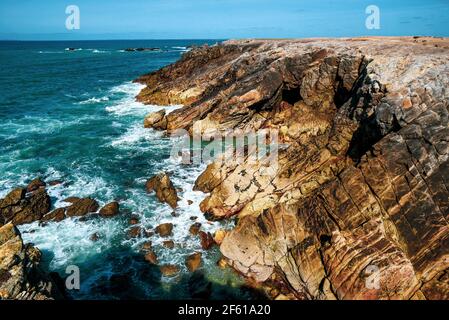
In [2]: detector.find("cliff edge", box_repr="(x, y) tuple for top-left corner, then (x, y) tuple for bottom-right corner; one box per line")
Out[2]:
(136, 37), (449, 300)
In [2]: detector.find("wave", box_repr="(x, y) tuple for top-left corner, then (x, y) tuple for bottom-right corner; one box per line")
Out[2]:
(77, 96), (110, 105)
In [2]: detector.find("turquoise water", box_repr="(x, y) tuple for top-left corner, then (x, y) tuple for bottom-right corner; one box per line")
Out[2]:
(0, 40), (256, 299)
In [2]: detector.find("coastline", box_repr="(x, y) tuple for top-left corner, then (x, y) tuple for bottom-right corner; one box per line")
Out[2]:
(136, 36), (449, 300)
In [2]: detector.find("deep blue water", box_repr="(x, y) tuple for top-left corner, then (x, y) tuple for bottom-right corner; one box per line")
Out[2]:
(0, 40), (256, 299)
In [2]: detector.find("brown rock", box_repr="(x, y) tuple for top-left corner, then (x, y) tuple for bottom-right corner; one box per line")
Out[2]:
(199, 231), (215, 250)
(155, 223), (173, 237)
(0, 188), (51, 226)
(41, 208), (66, 222)
(187, 200), (194, 205)
(127, 226), (142, 239)
(63, 197), (80, 204)
(144, 250), (158, 265)
(189, 222), (202, 236)
(163, 240), (175, 249)
(136, 37), (449, 300)
(159, 264), (180, 277)
(0, 223), (61, 299)
(217, 257), (228, 269)
(26, 178), (46, 193)
(141, 241), (153, 251)
(144, 109), (167, 130)
(185, 252), (202, 272)
(90, 233), (100, 242)
(146, 173), (178, 208)
(99, 201), (120, 218)
(213, 229), (227, 245)
(129, 217), (139, 225)
(65, 198), (99, 217)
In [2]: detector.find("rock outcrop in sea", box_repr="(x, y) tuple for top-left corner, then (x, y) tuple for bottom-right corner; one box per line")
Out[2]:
(136, 37), (449, 300)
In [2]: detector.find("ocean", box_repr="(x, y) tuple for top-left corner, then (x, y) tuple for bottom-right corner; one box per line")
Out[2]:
(0, 40), (257, 299)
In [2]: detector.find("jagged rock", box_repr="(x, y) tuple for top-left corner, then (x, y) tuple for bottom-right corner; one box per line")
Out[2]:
(155, 223), (173, 237)
(127, 226), (142, 239)
(144, 250), (158, 265)
(89, 233), (100, 242)
(41, 208), (66, 222)
(136, 37), (449, 300)
(146, 173), (178, 208)
(163, 240), (175, 249)
(160, 264), (180, 277)
(99, 201), (120, 218)
(144, 109), (167, 130)
(199, 231), (215, 250)
(26, 178), (46, 193)
(0, 223), (61, 299)
(65, 198), (99, 217)
(189, 222), (201, 235)
(141, 241), (153, 251)
(185, 252), (202, 272)
(0, 187), (51, 226)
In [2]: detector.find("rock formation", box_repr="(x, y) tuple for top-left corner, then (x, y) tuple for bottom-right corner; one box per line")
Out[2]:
(0, 223), (62, 299)
(146, 173), (179, 208)
(136, 37), (449, 300)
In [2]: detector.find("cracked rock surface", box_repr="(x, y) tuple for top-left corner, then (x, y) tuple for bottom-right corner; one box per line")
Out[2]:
(136, 37), (449, 300)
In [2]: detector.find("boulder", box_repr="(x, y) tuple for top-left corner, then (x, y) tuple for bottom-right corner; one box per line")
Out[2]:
(140, 241), (153, 251)
(128, 216), (139, 225)
(155, 223), (173, 237)
(99, 201), (120, 218)
(65, 198), (99, 217)
(146, 173), (178, 208)
(199, 231), (215, 250)
(159, 264), (180, 277)
(127, 226), (142, 239)
(163, 240), (175, 249)
(189, 222), (202, 236)
(185, 252), (202, 272)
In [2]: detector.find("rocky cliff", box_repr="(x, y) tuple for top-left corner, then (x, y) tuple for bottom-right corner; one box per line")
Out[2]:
(136, 37), (449, 300)
(0, 223), (62, 299)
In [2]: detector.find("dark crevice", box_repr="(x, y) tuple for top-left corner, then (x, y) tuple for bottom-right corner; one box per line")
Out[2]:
(281, 87), (302, 105)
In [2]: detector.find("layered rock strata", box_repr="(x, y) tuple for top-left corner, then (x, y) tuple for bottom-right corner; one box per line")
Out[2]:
(136, 37), (449, 300)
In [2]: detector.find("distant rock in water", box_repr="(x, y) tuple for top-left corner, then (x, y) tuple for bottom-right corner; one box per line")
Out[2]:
(135, 37), (449, 300)
(124, 47), (161, 52)
(99, 201), (120, 218)
(0, 223), (62, 299)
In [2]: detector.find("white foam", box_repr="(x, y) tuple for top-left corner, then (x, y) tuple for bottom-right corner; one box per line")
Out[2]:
(77, 96), (109, 105)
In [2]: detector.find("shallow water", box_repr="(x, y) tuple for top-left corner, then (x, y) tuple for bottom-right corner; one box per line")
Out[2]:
(0, 40), (258, 299)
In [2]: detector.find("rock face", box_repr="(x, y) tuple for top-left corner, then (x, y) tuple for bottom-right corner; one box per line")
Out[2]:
(136, 37), (449, 300)
(0, 223), (61, 299)
(0, 188), (51, 226)
(144, 109), (167, 130)
(146, 173), (179, 208)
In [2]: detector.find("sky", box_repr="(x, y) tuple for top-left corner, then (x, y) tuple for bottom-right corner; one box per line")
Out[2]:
(0, 0), (448, 40)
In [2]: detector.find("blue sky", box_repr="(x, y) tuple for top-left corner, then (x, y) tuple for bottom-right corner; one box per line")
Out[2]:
(0, 0), (448, 40)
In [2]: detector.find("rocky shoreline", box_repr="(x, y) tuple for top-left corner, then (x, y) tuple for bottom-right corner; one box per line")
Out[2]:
(136, 37), (449, 300)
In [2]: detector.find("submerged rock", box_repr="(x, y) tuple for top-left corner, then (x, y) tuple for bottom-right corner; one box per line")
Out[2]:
(159, 264), (180, 277)
(146, 173), (178, 208)
(144, 250), (158, 265)
(163, 240), (175, 249)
